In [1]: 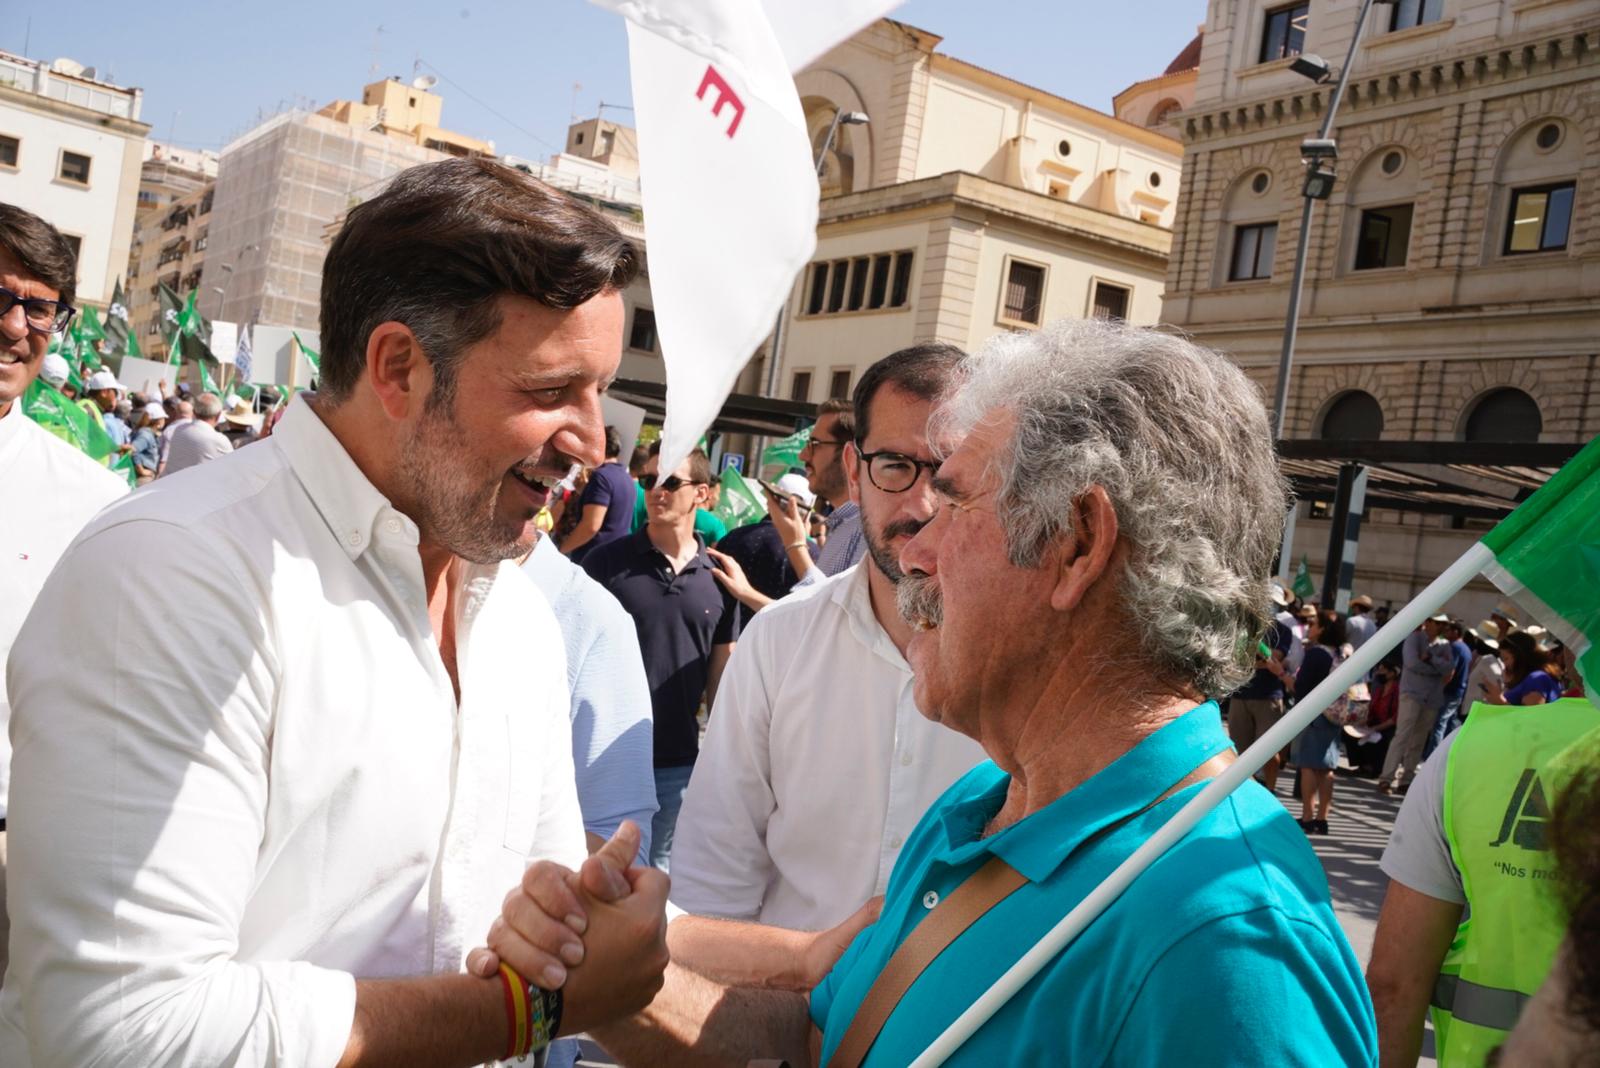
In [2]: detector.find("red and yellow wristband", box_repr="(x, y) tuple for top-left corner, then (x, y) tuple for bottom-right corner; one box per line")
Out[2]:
(497, 962), (562, 1061)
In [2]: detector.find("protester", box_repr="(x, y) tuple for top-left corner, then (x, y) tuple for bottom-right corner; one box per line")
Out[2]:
(1464, 620), (1504, 705)
(1379, 613), (1451, 794)
(155, 395), (193, 474)
(129, 401), (166, 482)
(0, 204), (130, 987)
(1228, 585), (1294, 793)
(561, 424), (635, 561)
(706, 470), (817, 623)
(670, 343), (985, 945)
(84, 368), (132, 449)
(485, 318), (1375, 1065)
(773, 397), (861, 582)
(582, 442), (741, 871)
(1346, 593), (1378, 649)
(1421, 618), (1473, 760)
(1484, 629), (1563, 706)
(1294, 609), (1349, 834)
(0, 158), (672, 1064)
(160, 391), (233, 476)
(1367, 675), (1597, 1065)
(219, 394), (263, 447)
(1348, 661), (1399, 778)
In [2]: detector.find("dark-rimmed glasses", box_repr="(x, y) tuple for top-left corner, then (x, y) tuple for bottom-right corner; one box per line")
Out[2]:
(0, 285), (75, 335)
(858, 449), (939, 493)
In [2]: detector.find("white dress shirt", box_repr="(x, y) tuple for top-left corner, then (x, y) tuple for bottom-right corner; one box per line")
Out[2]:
(0, 398), (127, 820)
(0, 397), (585, 1067)
(669, 562), (985, 931)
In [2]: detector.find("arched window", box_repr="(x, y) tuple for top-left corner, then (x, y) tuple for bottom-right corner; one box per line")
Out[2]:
(1319, 390), (1384, 440)
(1148, 98), (1183, 127)
(1463, 388), (1542, 442)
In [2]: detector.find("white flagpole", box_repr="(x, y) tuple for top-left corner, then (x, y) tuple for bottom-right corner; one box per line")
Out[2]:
(908, 540), (1495, 1068)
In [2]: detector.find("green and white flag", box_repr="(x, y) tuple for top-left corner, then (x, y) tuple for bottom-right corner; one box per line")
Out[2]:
(104, 278), (133, 357)
(761, 424), (811, 472)
(293, 332), (321, 378)
(713, 466), (765, 531)
(1480, 434), (1600, 699)
(1292, 555), (1315, 602)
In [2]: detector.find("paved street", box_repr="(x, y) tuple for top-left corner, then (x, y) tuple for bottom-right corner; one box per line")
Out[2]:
(1270, 770), (1438, 1066)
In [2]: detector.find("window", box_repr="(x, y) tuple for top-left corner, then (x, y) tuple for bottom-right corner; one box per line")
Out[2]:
(62, 234), (82, 264)
(790, 371), (812, 403)
(1353, 204), (1413, 270)
(1091, 281), (1131, 320)
(1390, 0), (1443, 31)
(1320, 391), (1384, 440)
(1504, 182), (1575, 254)
(1464, 389), (1541, 442)
(1002, 260), (1046, 325)
(801, 251), (916, 316)
(1259, 3), (1309, 63)
(59, 150), (91, 185)
(828, 370), (852, 400)
(0, 134), (17, 169)
(1229, 222), (1278, 281)
(628, 307), (657, 352)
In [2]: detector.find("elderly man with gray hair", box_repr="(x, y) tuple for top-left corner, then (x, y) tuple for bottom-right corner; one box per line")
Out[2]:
(478, 319), (1377, 1065)
(159, 391), (233, 477)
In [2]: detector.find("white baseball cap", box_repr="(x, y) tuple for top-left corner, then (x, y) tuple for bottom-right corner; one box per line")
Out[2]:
(142, 401), (167, 421)
(775, 472), (817, 508)
(85, 369), (127, 393)
(40, 352), (71, 389)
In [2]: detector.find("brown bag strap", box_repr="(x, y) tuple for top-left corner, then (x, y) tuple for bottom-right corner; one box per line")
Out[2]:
(826, 750), (1234, 1068)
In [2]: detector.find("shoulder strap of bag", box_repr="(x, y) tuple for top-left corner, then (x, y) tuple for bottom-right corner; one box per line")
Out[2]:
(824, 751), (1233, 1068)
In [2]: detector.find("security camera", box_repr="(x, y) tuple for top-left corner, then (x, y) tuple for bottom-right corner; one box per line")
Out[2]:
(1300, 138), (1339, 162)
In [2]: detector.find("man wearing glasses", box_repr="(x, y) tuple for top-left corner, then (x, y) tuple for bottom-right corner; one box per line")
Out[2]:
(0, 204), (128, 985)
(791, 398), (865, 580)
(659, 344), (985, 978)
(581, 442), (742, 871)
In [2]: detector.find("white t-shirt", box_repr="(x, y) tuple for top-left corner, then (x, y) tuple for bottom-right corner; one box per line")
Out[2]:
(0, 397), (585, 1066)
(0, 399), (128, 819)
(161, 417), (234, 475)
(1379, 732), (1464, 904)
(669, 562), (986, 930)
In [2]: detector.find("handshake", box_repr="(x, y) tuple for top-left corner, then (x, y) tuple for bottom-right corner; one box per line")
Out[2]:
(466, 821), (671, 1037)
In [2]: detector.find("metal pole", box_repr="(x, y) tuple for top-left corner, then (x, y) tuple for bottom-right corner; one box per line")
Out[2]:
(1270, 0), (1382, 437)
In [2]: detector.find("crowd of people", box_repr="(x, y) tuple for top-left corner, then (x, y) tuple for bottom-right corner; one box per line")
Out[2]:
(0, 161), (1596, 1068)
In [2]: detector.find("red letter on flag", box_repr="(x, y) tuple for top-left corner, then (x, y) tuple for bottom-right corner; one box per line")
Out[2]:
(695, 66), (745, 138)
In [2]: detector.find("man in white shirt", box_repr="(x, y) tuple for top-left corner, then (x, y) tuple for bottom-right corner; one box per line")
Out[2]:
(672, 343), (985, 950)
(160, 390), (234, 476)
(0, 205), (130, 986)
(1, 159), (669, 1066)
(154, 394), (193, 474)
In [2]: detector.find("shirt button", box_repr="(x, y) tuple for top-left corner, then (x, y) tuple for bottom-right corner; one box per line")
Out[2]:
(346, 531), (361, 547)
(922, 890), (939, 910)
(385, 518), (401, 534)
(900, 751), (914, 766)
(887, 833), (903, 850)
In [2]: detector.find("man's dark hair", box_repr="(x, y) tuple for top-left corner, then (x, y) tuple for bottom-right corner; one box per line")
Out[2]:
(0, 203), (78, 308)
(603, 424), (622, 460)
(851, 342), (966, 446)
(319, 157), (639, 405)
(628, 445), (650, 476)
(815, 398), (855, 442)
(646, 440), (713, 485)
(1313, 609), (1348, 649)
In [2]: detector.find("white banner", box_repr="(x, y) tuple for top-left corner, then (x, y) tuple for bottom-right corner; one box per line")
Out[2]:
(210, 321), (238, 365)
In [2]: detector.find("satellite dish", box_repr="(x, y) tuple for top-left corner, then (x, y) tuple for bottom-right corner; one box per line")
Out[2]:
(411, 74), (438, 91)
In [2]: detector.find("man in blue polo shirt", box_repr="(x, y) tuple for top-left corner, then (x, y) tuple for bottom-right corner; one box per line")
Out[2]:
(582, 442), (740, 871)
(481, 319), (1376, 1066)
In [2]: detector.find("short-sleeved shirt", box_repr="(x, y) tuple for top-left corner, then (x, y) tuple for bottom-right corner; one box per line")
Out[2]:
(1442, 639), (1473, 704)
(581, 528), (741, 769)
(101, 410), (131, 446)
(131, 427), (161, 474)
(1233, 618), (1293, 700)
(1504, 670), (1564, 706)
(1379, 733), (1464, 904)
(711, 516), (817, 628)
(570, 461), (635, 563)
(811, 702), (1376, 1066)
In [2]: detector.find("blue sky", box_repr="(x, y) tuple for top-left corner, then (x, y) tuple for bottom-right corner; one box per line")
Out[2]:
(15, 1), (1203, 160)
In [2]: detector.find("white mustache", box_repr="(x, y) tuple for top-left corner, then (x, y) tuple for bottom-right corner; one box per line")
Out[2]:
(897, 572), (944, 631)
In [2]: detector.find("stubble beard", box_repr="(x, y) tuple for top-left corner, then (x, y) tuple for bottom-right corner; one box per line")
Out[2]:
(398, 399), (530, 566)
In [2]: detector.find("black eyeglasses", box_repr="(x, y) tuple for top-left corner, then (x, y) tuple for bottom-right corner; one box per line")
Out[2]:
(652, 475), (707, 493)
(858, 449), (939, 493)
(0, 285), (75, 335)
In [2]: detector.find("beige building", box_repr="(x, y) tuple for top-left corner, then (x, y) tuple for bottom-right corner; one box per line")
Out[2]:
(0, 51), (147, 309)
(1113, 30), (1203, 134)
(765, 19), (1183, 407)
(203, 78), (490, 333)
(1162, 0), (1600, 617)
(126, 142), (218, 359)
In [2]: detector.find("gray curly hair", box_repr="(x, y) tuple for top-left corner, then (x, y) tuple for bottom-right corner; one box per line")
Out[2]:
(932, 318), (1289, 697)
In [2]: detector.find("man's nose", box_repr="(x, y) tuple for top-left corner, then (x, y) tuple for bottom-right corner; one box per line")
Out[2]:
(0, 302), (29, 340)
(554, 388), (606, 468)
(900, 505), (944, 578)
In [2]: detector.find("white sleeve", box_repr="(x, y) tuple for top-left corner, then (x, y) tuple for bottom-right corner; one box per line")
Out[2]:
(1379, 732), (1465, 904)
(4, 519), (355, 1067)
(667, 620), (781, 920)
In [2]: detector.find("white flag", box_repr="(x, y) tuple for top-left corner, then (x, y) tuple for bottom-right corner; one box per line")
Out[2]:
(590, 0), (898, 481)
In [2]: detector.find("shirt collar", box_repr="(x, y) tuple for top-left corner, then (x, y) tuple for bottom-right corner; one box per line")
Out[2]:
(633, 525), (711, 573)
(941, 702), (1232, 883)
(825, 501), (860, 530)
(272, 396), (404, 560)
(832, 561), (909, 674)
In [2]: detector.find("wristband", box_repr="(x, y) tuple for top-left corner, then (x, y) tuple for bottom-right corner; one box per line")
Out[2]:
(785, 540), (807, 550)
(498, 963), (533, 1060)
(528, 982), (562, 1052)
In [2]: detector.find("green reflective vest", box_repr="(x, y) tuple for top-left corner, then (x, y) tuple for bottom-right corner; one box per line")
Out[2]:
(1435, 697), (1598, 1066)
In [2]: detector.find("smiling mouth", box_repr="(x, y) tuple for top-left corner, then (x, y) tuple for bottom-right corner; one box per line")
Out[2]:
(509, 463), (562, 496)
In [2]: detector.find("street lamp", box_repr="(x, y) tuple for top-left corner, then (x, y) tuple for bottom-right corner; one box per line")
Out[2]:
(760, 107), (870, 402)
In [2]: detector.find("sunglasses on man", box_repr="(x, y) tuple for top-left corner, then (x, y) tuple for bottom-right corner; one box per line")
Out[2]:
(652, 474), (707, 493)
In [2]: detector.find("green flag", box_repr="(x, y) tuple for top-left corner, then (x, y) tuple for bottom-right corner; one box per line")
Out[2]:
(77, 305), (106, 344)
(293, 332), (321, 377)
(713, 467), (766, 532)
(104, 277), (132, 355)
(761, 425), (812, 472)
(1480, 434), (1600, 701)
(1292, 556), (1315, 601)
(21, 377), (129, 486)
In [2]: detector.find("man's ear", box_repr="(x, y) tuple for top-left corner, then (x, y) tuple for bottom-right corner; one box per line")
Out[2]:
(843, 441), (863, 506)
(1048, 485), (1120, 614)
(365, 321), (429, 422)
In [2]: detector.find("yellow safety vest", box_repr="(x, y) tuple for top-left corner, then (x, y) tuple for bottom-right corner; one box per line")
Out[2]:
(1434, 697), (1598, 1066)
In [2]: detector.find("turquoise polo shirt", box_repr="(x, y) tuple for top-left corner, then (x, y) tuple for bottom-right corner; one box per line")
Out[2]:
(811, 702), (1376, 1066)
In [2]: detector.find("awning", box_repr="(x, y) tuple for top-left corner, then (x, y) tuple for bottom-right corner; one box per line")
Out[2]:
(607, 378), (817, 437)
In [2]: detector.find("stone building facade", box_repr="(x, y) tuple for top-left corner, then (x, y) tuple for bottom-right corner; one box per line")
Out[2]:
(1162, 0), (1600, 616)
